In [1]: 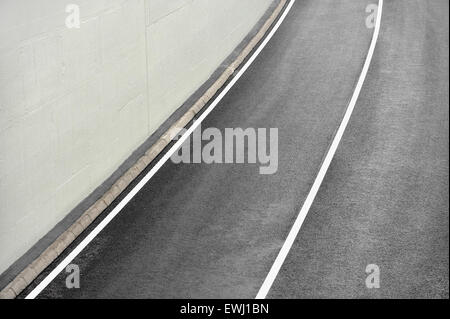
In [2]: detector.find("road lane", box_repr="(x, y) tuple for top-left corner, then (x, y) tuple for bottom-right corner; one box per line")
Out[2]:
(26, 0), (377, 299)
(257, 0), (383, 299)
(269, 0), (449, 298)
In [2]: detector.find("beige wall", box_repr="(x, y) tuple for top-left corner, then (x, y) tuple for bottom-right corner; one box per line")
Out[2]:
(0, 0), (272, 274)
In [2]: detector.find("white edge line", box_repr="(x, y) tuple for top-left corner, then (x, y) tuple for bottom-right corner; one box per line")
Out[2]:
(255, 0), (384, 299)
(26, 0), (295, 299)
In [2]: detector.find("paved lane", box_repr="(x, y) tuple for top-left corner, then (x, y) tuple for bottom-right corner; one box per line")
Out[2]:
(28, 0), (378, 298)
(269, 0), (449, 298)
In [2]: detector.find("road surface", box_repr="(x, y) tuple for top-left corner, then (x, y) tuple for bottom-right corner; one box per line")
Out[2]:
(21, 0), (449, 299)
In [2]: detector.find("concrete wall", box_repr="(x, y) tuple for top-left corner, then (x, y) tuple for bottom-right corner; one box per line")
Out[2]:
(0, 0), (273, 274)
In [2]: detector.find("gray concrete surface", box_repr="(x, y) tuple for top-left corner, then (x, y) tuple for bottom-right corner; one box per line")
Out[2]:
(0, 0), (281, 293)
(20, 0), (448, 299)
(0, 0), (274, 276)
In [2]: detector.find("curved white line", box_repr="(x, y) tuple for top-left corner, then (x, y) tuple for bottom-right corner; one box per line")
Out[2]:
(26, 0), (295, 299)
(256, 0), (384, 299)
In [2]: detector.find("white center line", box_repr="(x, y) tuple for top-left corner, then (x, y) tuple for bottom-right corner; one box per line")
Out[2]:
(255, 0), (384, 299)
(26, 0), (295, 299)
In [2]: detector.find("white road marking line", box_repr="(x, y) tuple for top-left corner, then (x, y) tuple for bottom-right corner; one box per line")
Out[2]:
(25, 0), (295, 299)
(255, 0), (384, 299)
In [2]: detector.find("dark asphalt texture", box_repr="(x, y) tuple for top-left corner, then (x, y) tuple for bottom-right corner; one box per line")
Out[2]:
(269, 0), (449, 299)
(33, 0), (448, 298)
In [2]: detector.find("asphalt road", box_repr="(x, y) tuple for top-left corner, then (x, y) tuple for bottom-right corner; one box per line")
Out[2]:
(28, 0), (448, 298)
